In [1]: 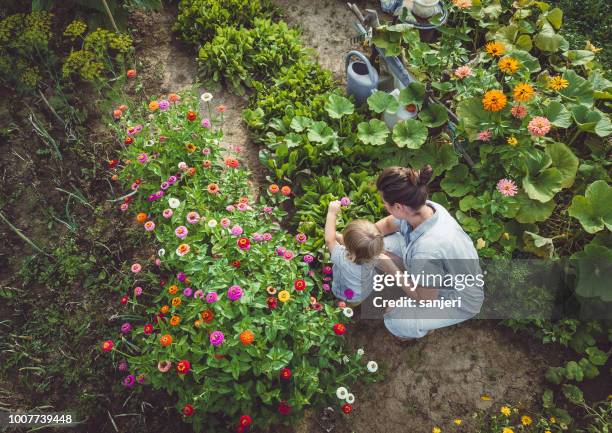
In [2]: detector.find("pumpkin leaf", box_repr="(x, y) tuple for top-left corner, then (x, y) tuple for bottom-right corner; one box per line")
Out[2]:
(398, 82), (426, 107)
(325, 94), (354, 119)
(440, 164), (476, 197)
(514, 192), (556, 223)
(418, 103), (449, 127)
(568, 180), (612, 233)
(544, 101), (572, 128)
(546, 142), (578, 188)
(392, 119), (428, 149)
(357, 119), (389, 146)
(367, 91), (399, 114)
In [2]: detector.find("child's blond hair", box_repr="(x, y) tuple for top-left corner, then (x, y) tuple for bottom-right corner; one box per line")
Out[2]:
(342, 220), (384, 264)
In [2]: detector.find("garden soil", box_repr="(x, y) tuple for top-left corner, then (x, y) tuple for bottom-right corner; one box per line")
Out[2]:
(129, 3), (566, 432)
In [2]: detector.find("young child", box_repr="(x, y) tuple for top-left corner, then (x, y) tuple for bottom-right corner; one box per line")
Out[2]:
(325, 201), (399, 305)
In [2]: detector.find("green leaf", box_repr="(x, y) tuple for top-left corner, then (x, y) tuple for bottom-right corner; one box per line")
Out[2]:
(568, 180), (612, 233)
(571, 106), (610, 136)
(585, 347), (608, 366)
(571, 242), (612, 301)
(398, 82), (426, 107)
(562, 384), (584, 405)
(307, 121), (335, 144)
(510, 49), (540, 73)
(534, 22), (567, 52)
(406, 141), (458, 177)
(560, 70), (594, 106)
(456, 97), (490, 140)
(545, 367), (564, 384)
(514, 192), (555, 223)
(418, 103), (449, 127)
(564, 360), (584, 382)
(542, 389), (554, 408)
(290, 116), (313, 132)
(357, 119), (389, 146)
(325, 94), (354, 119)
(578, 358), (599, 379)
(440, 164), (475, 197)
(523, 231), (554, 258)
(367, 91), (399, 114)
(564, 50), (595, 66)
(523, 168), (563, 203)
(515, 34), (532, 51)
(455, 210), (480, 233)
(391, 119), (428, 149)
(546, 7), (563, 29)
(546, 142), (578, 188)
(544, 101), (572, 128)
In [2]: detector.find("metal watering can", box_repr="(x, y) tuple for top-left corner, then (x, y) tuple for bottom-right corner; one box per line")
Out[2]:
(346, 50), (379, 106)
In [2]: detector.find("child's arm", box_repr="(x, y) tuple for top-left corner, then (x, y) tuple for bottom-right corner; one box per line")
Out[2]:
(324, 201), (342, 253)
(375, 215), (400, 236)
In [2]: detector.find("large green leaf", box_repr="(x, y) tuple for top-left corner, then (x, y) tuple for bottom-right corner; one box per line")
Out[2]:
(523, 231), (554, 258)
(307, 121), (335, 144)
(514, 192), (555, 223)
(456, 97), (490, 140)
(560, 70), (593, 106)
(564, 50), (595, 66)
(455, 210), (480, 233)
(534, 21), (568, 52)
(407, 141), (458, 177)
(290, 116), (313, 132)
(546, 7), (563, 29)
(546, 142), (578, 188)
(391, 119), (428, 149)
(398, 82), (426, 107)
(521, 149), (563, 202)
(571, 242), (612, 301)
(572, 106), (612, 137)
(357, 119), (389, 146)
(568, 180), (612, 233)
(324, 94), (354, 119)
(440, 164), (476, 197)
(544, 101), (572, 128)
(510, 49), (541, 73)
(367, 91), (399, 114)
(418, 103), (449, 127)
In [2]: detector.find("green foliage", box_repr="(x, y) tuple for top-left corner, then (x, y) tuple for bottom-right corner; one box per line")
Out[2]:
(173, 0), (277, 46)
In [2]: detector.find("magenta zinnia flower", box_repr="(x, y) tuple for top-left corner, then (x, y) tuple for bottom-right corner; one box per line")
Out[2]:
(123, 375), (136, 388)
(344, 288), (355, 300)
(201, 118), (211, 128)
(527, 116), (551, 137)
(118, 360), (128, 371)
(477, 129), (492, 141)
(177, 272), (187, 282)
(496, 178), (518, 197)
(210, 331), (224, 346)
(276, 246), (286, 256)
(206, 292), (218, 303)
(183, 287), (193, 297)
(303, 254), (314, 263)
(228, 285), (243, 301)
(175, 226), (188, 239)
(283, 250), (294, 260)
(120, 322), (132, 333)
(134, 286), (142, 296)
(158, 100), (170, 110)
(226, 205), (235, 212)
(295, 233), (307, 243)
(263, 232), (272, 241)
(340, 197), (351, 207)
(137, 153), (148, 164)
(230, 225), (243, 236)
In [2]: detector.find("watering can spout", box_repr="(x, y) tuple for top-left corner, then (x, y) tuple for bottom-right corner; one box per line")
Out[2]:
(345, 50), (379, 106)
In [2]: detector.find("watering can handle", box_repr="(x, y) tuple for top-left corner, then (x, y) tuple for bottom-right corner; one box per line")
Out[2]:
(345, 50), (378, 88)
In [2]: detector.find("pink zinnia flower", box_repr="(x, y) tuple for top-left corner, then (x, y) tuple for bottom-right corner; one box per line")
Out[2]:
(262, 232), (272, 241)
(120, 322), (132, 334)
(252, 232), (264, 242)
(137, 153), (148, 163)
(163, 209), (173, 218)
(340, 197), (351, 207)
(230, 225), (243, 236)
(527, 116), (551, 137)
(158, 100), (169, 110)
(131, 263), (141, 273)
(202, 148), (211, 155)
(237, 202), (249, 211)
(178, 161), (188, 170)
(296, 233), (307, 243)
(144, 221), (155, 231)
(510, 104), (527, 119)
(304, 254), (314, 263)
(283, 250), (294, 260)
(175, 226), (188, 239)
(120, 203), (128, 211)
(496, 178), (518, 197)
(123, 374), (136, 388)
(477, 129), (492, 141)
(226, 205), (235, 212)
(220, 218), (231, 228)
(201, 118), (211, 128)
(134, 286), (143, 296)
(186, 211), (200, 224)
(454, 65), (473, 79)
(263, 206), (273, 214)
(206, 292), (218, 303)
(228, 285), (243, 301)
(193, 289), (204, 299)
(158, 360), (172, 373)
(323, 265), (333, 275)
(322, 283), (331, 291)
(183, 287), (193, 297)
(210, 331), (224, 346)
(276, 246), (286, 256)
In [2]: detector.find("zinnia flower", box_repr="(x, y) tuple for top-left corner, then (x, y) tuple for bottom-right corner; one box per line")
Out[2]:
(225, 157), (239, 168)
(228, 285), (243, 301)
(144, 221), (155, 231)
(527, 116), (551, 136)
(159, 334), (173, 347)
(477, 129), (492, 142)
(131, 263), (141, 273)
(513, 83), (535, 102)
(342, 403), (352, 414)
(283, 250), (294, 260)
(186, 211), (200, 224)
(548, 76), (569, 91)
(208, 219), (217, 228)
(206, 292), (218, 303)
(343, 307), (353, 318)
(239, 330), (254, 345)
(268, 184), (280, 193)
(482, 90), (507, 112)
(507, 136), (518, 146)
(501, 406), (511, 416)
(168, 93), (180, 103)
(168, 198), (180, 209)
(485, 41), (505, 57)
(158, 360), (172, 372)
(220, 218), (231, 228)
(511, 104), (527, 118)
(176, 243), (190, 256)
(278, 290), (290, 303)
(210, 331), (224, 346)
(137, 153), (148, 164)
(521, 415), (533, 426)
(295, 233), (307, 243)
(237, 237), (250, 250)
(176, 360), (191, 374)
(340, 197), (351, 206)
(158, 100), (170, 110)
(496, 178), (518, 196)
(451, 0), (472, 8)
(281, 186), (291, 196)
(278, 401), (292, 415)
(303, 254), (314, 263)
(454, 65), (473, 79)
(162, 209), (173, 219)
(334, 323), (346, 335)
(367, 360), (378, 372)
(175, 226), (188, 239)
(207, 183), (219, 194)
(294, 279), (306, 291)
(336, 386), (348, 399)
(123, 375), (136, 388)
(183, 287), (193, 297)
(143, 324), (153, 334)
(200, 92), (212, 102)
(120, 322), (132, 334)
(101, 340), (114, 352)
(118, 360), (128, 371)
(182, 404), (194, 417)
(201, 118), (211, 128)
(498, 57), (519, 74)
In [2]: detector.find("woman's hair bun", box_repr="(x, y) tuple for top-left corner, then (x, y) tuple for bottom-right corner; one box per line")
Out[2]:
(418, 165), (433, 185)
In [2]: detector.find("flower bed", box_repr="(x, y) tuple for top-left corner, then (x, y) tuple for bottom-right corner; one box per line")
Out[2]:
(102, 91), (378, 431)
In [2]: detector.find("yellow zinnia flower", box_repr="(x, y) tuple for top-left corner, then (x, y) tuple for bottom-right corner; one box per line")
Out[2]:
(485, 41), (505, 57)
(498, 57), (519, 74)
(513, 83), (535, 102)
(454, 419), (462, 425)
(550, 416), (556, 423)
(500, 406), (511, 416)
(482, 90), (507, 112)
(278, 290), (290, 303)
(502, 428), (514, 433)
(507, 136), (518, 146)
(521, 415), (532, 426)
(548, 76), (569, 91)
(432, 427), (441, 433)
(480, 394), (491, 401)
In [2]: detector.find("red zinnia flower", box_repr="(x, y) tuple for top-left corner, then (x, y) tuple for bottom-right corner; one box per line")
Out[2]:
(294, 279), (306, 291)
(101, 340), (113, 352)
(124, 137), (133, 145)
(237, 237), (250, 250)
(231, 260), (241, 268)
(342, 403), (352, 414)
(108, 159), (118, 168)
(267, 296), (278, 310)
(182, 404), (194, 417)
(120, 295), (129, 305)
(187, 110), (197, 121)
(126, 69), (137, 78)
(225, 157), (239, 168)
(239, 415), (252, 427)
(333, 323), (346, 335)
(176, 360), (191, 374)
(278, 401), (292, 415)
(280, 367), (292, 380)
(143, 324), (153, 335)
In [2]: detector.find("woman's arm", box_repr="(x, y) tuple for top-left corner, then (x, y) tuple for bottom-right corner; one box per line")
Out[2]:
(375, 215), (400, 236)
(324, 201), (342, 253)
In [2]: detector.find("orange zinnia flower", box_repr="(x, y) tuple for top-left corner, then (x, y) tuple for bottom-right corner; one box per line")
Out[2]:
(269, 184), (280, 193)
(169, 316), (181, 326)
(202, 160), (212, 168)
(168, 285), (178, 295)
(216, 104), (226, 113)
(187, 167), (196, 176)
(498, 57), (519, 74)
(194, 319), (202, 328)
(171, 297), (181, 307)
(159, 334), (173, 347)
(149, 101), (159, 111)
(482, 90), (507, 112)
(168, 93), (180, 103)
(239, 196), (248, 204)
(240, 330), (254, 345)
(513, 83), (535, 102)
(485, 41), (505, 57)
(201, 310), (214, 323)
(160, 305), (170, 314)
(207, 183), (219, 194)
(281, 186), (291, 196)
(185, 143), (197, 153)
(225, 157), (239, 168)
(136, 213), (147, 223)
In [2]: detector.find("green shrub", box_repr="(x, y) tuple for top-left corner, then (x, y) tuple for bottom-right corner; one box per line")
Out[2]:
(197, 18), (305, 95)
(173, 0), (277, 46)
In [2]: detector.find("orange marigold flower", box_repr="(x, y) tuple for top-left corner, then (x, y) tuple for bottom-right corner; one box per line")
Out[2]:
(168, 285), (178, 295)
(513, 83), (535, 102)
(281, 186), (291, 196)
(149, 101), (159, 111)
(201, 310), (214, 323)
(207, 183), (219, 194)
(498, 57), (519, 74)
(185, 143), (197, 153)
(239, 330), (254, 345)
(136, 212), (147, 223)
(169, 316), (181, 326)
(160, 305), (170, 314)
(485, 41), (505, 57)
(269, 184), (280, 193)
(159, 334), (173, 347)
(171, 297), (182, 307)
(482, 90), (507, 112)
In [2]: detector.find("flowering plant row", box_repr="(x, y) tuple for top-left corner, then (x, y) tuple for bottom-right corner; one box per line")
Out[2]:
(102, 91), (379, 431)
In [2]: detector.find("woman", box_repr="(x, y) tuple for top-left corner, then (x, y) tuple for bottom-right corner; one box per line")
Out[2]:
(374, 165), (484, 340)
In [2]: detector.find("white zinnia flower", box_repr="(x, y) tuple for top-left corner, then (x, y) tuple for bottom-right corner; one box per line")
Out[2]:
(342, 355), (350, 364)
(343, 307), (353, 318)
(357, 348), (365, 356)
(346, 393), (355, 404)
(367, 361), (378, 373)
(168, 198), (180, 209)
(200, 92), (212, 102)
(178, 161), (187, 170)
(336, 387), (348, 400)
(208, 219), (218, 228)
(158, 248), (165, 257)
